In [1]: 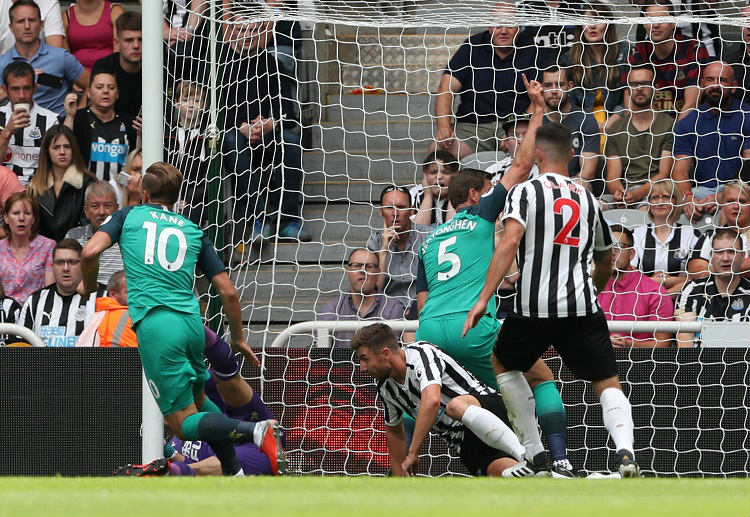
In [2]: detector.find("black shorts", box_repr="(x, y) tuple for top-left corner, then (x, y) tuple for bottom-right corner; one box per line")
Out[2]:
(493, 311), (618, 382)
(459, 394), (513, 476)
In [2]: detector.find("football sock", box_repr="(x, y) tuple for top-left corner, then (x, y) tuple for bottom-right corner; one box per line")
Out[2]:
(204, 329), (240, 378)
(496, 370), (545, 460)
(198, 396), (223, 415)
(461, 404), (525, 460)
(180, 412), (256, 443)
(209, 439), (243, 476)
(169, 461), (195, 476)
(600, 387), (635, 456)
(227, 391), (275, 422)
(533, 381), (568, 461)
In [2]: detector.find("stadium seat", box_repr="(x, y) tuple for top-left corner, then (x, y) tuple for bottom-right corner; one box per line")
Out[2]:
(460, 151), (508, 171)
(677, 213), (716, 234)
(604, 209), (648, 229)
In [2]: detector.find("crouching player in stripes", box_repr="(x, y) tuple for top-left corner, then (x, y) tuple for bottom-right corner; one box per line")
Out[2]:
(114, 326), (287, 476)
(351, 323), (532, 477)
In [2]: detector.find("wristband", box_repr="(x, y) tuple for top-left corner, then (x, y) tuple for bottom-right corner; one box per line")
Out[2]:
(683, 192), (693, 200)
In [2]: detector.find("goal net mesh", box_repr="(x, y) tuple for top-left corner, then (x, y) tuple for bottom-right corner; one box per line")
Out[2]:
(161, 0), (750, 477)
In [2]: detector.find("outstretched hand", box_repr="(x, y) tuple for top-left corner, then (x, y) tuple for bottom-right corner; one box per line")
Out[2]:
(462, 300), (487, 338)
(232, 338), (261, 367)
(522, 73), (545, 109)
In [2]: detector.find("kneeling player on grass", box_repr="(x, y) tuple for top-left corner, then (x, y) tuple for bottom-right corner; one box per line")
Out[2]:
(115, 327), (287, 476)
(352, 323), (532, 477)
(81, 162), (282, 477)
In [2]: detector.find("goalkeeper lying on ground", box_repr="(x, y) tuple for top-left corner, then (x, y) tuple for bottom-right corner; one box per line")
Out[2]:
(115, 327), (287, 476)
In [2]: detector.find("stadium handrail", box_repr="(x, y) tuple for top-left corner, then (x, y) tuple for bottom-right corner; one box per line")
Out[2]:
(269, 320), (710, 348)
(0, 324), (45, 348)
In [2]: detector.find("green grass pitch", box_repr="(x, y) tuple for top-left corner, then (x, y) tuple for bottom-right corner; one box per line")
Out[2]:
(1, 477), (748, 516)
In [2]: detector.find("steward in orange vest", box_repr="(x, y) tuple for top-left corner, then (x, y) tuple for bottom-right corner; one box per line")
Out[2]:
(94, 297), (138, 347)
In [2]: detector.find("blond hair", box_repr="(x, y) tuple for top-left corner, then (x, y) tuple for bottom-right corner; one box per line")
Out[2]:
(648, 179), (683, 224)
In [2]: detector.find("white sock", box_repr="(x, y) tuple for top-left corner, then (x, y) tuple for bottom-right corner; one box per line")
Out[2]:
(600, 387), (635, 456)
(462, 404), (526, 461)
(233, 468), (245, 477)
(496, 370), (545, 460)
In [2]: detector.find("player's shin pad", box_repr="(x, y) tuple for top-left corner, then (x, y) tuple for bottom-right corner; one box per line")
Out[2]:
(496, 371), (545, 459)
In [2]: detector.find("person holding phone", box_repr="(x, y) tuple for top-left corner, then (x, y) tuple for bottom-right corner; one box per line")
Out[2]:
(0, 0), (89, 115)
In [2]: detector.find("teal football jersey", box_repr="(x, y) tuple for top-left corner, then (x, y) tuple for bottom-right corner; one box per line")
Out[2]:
(98, 204), (224, 325)
(418, 184), (508, 319)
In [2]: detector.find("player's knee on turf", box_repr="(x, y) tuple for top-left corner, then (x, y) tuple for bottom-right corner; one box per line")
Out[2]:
(445, 395), (480, 420)
(523, 359), (554, 388)
(486, 457), (519, 477)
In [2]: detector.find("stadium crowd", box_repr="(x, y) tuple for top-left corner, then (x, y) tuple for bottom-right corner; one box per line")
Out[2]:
(0, 0), (748, 354)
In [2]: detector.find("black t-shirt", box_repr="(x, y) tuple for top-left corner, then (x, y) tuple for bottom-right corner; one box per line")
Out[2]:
(73, 108), (134, 181)
(91, 53), (142, 130)
(446, 31), (538, 124)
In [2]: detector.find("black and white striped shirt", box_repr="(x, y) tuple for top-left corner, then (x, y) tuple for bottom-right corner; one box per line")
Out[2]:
(377, 341), (494, 454)
(0, 103), (60, 185)
(19, 284), (107, 347)
(409, 185), (450, 226)
(1, 296), (21, 345)
(632, 224), (700, 275)
(689, 228), (750, 264)
(502, 173), (614, 318)
(676, 276), (750, 322)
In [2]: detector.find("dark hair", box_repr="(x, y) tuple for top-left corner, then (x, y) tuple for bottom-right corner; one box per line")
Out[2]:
(535, 123), (573, 161)
(2, 61), (35, 87)
(541, 64), (570, 83)
(642, 0), (676, 17)
(115, 11), (142, 35)
(422, 150), (459, 174)
(712, 228), (742, 250)
(448, 169), (486, 208)
(9, 0), (41, 23)
(350, 323), (399, 352)
(53, 238), (83, 259)
(142, 162), (183, 205)
(609, 224), (634, 248)
(28, 125), (95, 198)
(379, 184), (412, 206)
(89, 69), (118, 88)
(628, 63), (656, 81)
(2, 192), (40, 239)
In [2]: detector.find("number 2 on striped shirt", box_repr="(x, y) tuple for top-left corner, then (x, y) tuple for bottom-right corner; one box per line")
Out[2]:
(142, 221), (188, 271)
(552, 198), (581, 247)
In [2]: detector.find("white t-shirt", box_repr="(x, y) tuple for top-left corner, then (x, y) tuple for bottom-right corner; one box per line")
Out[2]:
(0, 0), (66, 54)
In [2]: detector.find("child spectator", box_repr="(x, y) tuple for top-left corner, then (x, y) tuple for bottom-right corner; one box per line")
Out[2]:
(0, 192), (55, 305)
(411, 150), (459, 226)
(27, 125), (96, 242)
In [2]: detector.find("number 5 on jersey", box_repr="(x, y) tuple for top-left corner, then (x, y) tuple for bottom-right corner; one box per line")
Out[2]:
(142, 221), (188, 271)
(437, 235), (461, 280)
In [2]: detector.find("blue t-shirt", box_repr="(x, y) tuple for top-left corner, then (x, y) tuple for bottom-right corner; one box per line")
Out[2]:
(0, 42), (83, 115)
(445, 31), (538, 124)
(673, 98), (750, 188)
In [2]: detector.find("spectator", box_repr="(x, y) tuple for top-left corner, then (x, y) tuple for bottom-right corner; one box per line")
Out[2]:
(0, 0), (66, 54)
(0, 192), (55, 305)
(0, 61), (61, 186)
(563, 0), (628, 135)
(221, 20), (309, 243)
(676, 228), (750, 346)
(366, 185), (435, 318)
(109, 147), (141, 208)
(517, 0), (577, 66)
(164, 0), (205, 48)
(626, 0), (709, 119)
(485, 112), (540, 184)
(598, 224), (674, 347)
(63, 70), (138, 182)
(687, 180), (750, 280)
(730, 5), (750, 106)
(540, 65), (599, 185)
(65, 181), (123, 285)
(603, 64), (675, 208)
(0, 277), (22, 345)
(632, 180), (700, 295)
(432, 2), (538, 159)
(166, 80), (210, 227)
(319, 249), (405, 347)
(19, 238), (105, 347)
(77, 269), (136, 347)
(63, 0), (125, 70)
(673, 61), (750, 221)
(27, 125), (96, 241)
(411, 150), (459, 226)
(0, 164), (25, 237)
(0, 0), (88, 115)
(91, 11), (141, 131)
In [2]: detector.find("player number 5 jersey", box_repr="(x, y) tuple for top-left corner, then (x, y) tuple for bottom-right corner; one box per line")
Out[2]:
(502, 173), (613, 318)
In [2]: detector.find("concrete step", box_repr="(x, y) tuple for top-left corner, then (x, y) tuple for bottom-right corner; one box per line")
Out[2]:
(303, 179), (387, 203)
(326, 93), (435, 114)
(303, 150), (423, 182)
(229, 238), (361, 264)
(307, 123), (435, 153)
